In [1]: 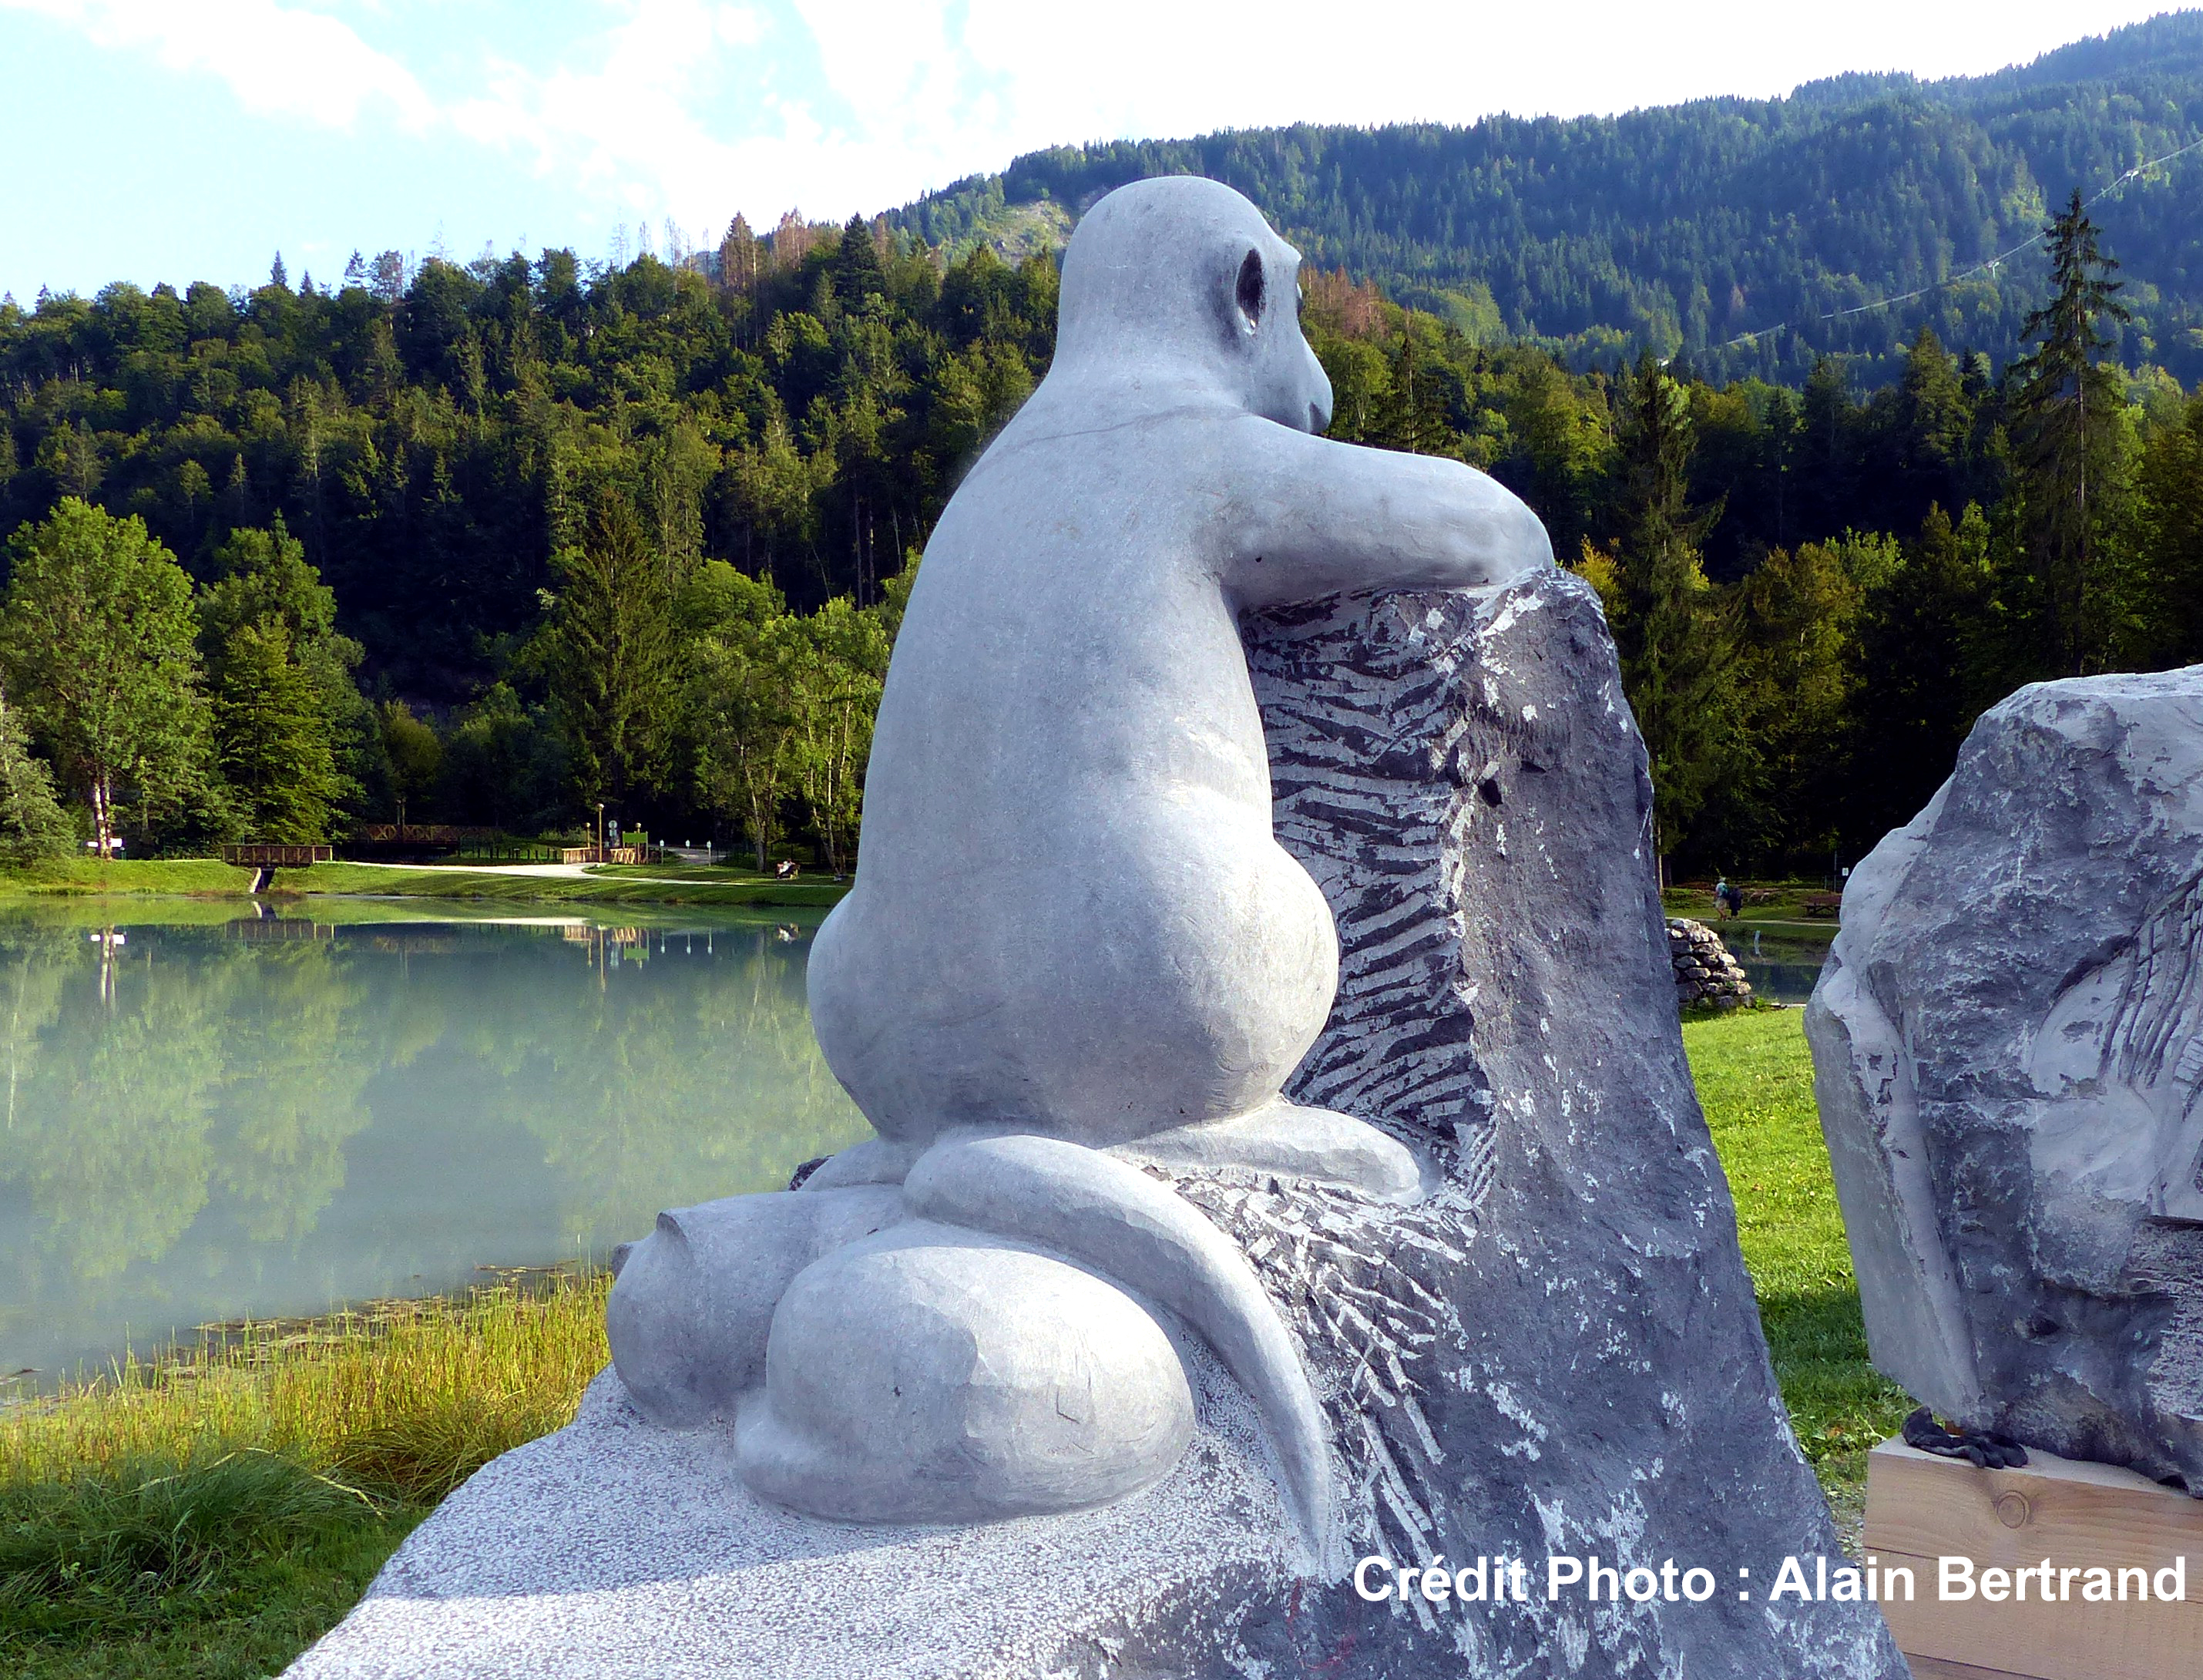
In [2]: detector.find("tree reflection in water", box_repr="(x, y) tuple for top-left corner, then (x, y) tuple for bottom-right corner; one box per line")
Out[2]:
(0, 903), (864, 1386)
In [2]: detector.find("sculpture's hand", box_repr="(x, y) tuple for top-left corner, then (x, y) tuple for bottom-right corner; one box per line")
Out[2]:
(1222, 419), (1554, 608)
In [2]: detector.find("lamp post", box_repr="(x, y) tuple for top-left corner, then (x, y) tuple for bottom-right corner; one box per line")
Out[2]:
(596, 801), (605, 863)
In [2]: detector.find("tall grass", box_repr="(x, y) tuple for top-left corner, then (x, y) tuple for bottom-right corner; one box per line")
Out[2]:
(2, 1272), (610, 1500)
(2, 1274), (609, 1662)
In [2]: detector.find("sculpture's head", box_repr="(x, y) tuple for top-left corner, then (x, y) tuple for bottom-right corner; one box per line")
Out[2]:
(1055, 176), (1334, 434)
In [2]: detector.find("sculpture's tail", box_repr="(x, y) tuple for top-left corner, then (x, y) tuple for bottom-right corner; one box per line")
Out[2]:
(904, 1133), (1333, 1562)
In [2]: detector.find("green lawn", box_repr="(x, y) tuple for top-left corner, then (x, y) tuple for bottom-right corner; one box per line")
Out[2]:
(1684, 1006), (1913, 1537)
(4, 1008), (1893, 1674)
(270, 862), (846, 908)
(0, 859), (255, 898)
(1663, 877), (1842, 927)
(0, 858), (848, 909)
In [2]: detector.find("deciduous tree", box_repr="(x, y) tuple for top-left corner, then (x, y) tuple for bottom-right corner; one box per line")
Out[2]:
(0, 500), (210, 856)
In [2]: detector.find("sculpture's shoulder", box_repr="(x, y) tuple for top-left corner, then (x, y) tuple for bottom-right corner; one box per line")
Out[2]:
(955, 397), (1271, 526)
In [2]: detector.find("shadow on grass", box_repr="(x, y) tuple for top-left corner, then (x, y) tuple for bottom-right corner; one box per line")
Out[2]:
(1, 1452), (422, 1676)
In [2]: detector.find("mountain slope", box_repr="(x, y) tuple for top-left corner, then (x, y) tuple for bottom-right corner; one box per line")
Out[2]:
(892, 12), (2203, 385)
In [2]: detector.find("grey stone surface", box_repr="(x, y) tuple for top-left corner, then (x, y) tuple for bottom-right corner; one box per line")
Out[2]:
(1110, 1096), (1424, 1198)
(286, 1362), (1301, 1680)
(904, 1133), (1332, 1548)
(1808, 669), (2203, 1492)
(294, 568), (1899, 1677)
(1670, 916), (1755, 1010)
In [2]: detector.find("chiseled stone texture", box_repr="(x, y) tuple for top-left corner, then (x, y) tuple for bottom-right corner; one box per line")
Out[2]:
(1117, 568), (1895, 1677)
(287, 570), (1896, 1678)
(1808, 669), (2203, 1494)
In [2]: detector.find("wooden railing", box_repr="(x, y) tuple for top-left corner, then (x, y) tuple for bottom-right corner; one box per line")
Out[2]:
(220, 844), (334, 868)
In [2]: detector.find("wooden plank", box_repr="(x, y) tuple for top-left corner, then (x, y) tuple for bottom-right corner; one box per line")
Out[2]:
(1863, 1440), (2203, 1680)
(1905, 1658), (2024, 1680)
(1866, 1440), (2201, 1575)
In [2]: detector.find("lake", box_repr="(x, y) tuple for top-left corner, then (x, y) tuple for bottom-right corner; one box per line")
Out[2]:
(0, 899), (866, 1390)
(2, 895), (1839, 1390)
(1726, 921), (1837, 1005)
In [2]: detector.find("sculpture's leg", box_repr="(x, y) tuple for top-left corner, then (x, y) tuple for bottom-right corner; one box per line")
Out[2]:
(607, 1185), (903, 1426)
(903, 1134), (1333, 1561)
(1107, 1097), (1423, 1200)
(737, 1222), (1195, 1524)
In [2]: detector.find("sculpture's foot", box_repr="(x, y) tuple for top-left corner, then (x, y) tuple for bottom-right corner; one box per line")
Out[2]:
(1109, 1098), (1424, 1201)
(737, 1222), (1195, 1524)
(606, 1185), (903, 1426)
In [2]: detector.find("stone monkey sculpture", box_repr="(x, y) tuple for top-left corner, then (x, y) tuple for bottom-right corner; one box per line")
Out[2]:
(609, 176), (1553, 1563)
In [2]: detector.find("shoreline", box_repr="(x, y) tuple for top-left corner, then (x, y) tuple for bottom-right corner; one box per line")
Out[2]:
(0, 858), (848, 910)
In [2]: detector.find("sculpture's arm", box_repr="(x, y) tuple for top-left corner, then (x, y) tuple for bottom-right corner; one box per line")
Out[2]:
(1219, 420), (1554, 606)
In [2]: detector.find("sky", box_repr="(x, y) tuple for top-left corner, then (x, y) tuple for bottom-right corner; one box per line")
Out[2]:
(0, 0), (2187, 301)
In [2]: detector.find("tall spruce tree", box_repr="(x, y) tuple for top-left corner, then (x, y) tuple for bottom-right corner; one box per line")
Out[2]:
(1608, 354), (1738, 872)
(542, 496), (677, 811)
(200, 517), (367, 840)
(2134, 392), (2203, 664)
(1371, 326), (1455, 457)
(213, 621), (344, 842)
(2007, 190), (2133, 675)
(1852, 502), (1993, 842)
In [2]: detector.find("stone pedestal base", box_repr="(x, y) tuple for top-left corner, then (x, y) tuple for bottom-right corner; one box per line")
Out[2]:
(1865, 1438), (2203, 1680)
(285, 1366), (1303, 1680)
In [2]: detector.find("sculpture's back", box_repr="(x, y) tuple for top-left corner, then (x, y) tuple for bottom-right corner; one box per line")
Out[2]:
(806, 175), (1544, 1148)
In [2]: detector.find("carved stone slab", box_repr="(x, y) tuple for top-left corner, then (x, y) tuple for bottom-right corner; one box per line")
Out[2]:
(1809, 668), (2203, 1493)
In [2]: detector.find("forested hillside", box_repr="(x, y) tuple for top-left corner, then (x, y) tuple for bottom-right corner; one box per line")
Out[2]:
(1, 22), (2200, 880)
(898, 12), (2203, 387)
(0, 231), (1056, 696)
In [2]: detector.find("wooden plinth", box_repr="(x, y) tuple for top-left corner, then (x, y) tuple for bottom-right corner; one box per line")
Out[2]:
(1863, 1437), (2203, 1680)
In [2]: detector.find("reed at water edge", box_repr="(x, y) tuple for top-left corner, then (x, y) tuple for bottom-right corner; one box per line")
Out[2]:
(1, 1270), (611, 1654)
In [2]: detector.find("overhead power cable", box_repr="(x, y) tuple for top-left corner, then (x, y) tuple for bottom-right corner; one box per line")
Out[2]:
(1712, 130), (2203, 354)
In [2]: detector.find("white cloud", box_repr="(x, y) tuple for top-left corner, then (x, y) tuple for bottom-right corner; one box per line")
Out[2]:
(5, 0), (2180, 249)
(446, 1), (814, 237)
(2, 0), (437, 131)
(583, 0), (2178, 229)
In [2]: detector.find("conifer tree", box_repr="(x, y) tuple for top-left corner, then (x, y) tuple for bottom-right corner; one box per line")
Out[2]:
(213, 621), (343, 842)
(2134, 393), (2203, 663)
(1371, 327), (1454, 458)
(200, 517), (367, 837)
(1852, 502), (1993, 840)
(2007, 190), (2133, 675)
(542, 496), (677, 809)
(1607, 354), (1737, 874)
(833, 213), (888, 311)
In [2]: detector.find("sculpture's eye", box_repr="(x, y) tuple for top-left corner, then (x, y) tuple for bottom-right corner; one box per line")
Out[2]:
(1236, 249), (1264, 329)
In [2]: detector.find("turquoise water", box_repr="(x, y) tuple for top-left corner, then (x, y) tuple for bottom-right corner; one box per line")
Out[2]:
(0, 899), (866, 1389)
